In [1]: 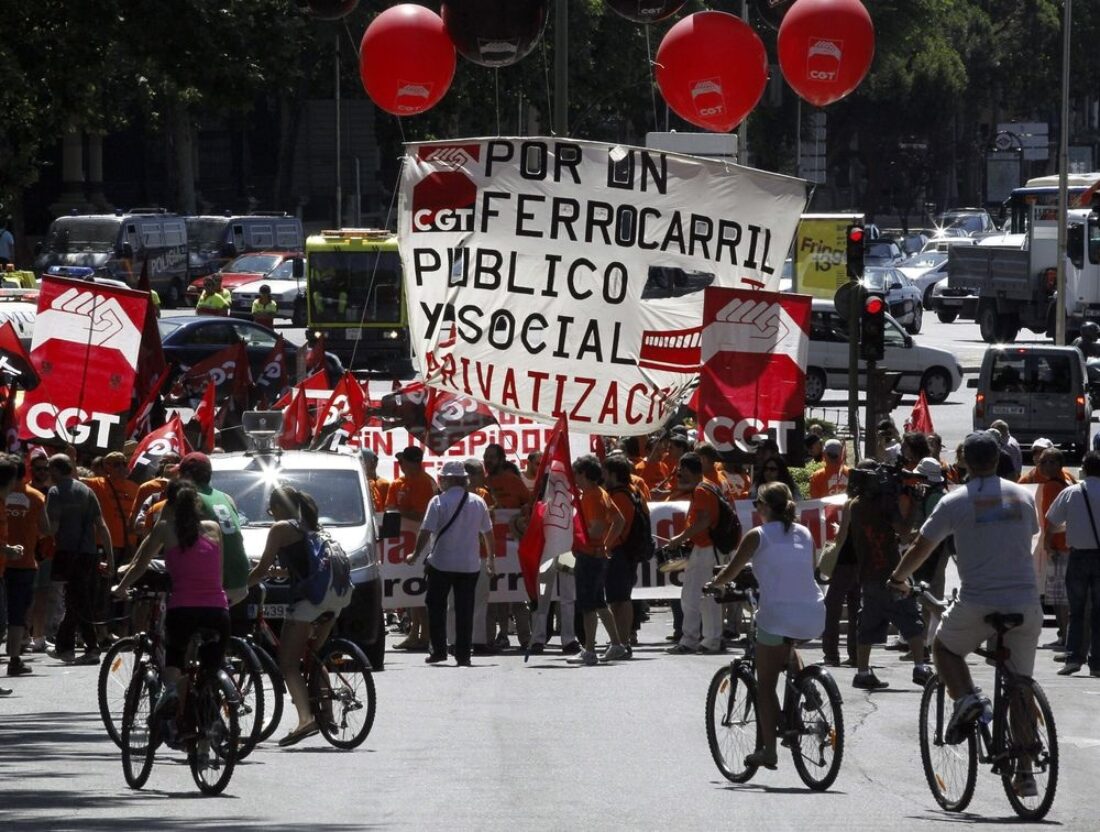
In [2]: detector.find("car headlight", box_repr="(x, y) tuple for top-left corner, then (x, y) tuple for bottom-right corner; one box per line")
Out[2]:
(383, 329), (399, 340)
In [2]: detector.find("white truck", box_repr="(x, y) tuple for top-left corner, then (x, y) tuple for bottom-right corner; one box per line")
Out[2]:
(941, 206), (1100, 343)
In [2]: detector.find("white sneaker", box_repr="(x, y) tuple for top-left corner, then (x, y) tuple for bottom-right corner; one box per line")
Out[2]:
(600, 644), (630, 663)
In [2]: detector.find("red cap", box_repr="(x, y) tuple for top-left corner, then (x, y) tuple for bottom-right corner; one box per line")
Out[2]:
(179, 452), (212, 472)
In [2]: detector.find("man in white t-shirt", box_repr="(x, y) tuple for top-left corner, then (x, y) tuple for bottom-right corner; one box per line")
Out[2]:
(406, 461), (494, 667)
(890, 432), (1043, 797)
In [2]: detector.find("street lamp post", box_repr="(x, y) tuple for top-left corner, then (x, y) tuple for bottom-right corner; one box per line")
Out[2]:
(1055, 0), (1072, 345)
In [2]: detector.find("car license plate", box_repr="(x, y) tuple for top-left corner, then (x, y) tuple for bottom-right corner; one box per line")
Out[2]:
(345, 328), (362, 340)
(263, 604), (287, 619)
(993, 405), (1025, 416)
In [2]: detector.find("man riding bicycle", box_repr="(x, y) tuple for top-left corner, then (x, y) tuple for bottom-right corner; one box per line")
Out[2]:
(889, 431), (1043, 797)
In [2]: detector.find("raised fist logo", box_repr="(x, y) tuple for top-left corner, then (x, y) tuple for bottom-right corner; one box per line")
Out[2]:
(701, 297), (803, 363)
(36, 288), (142, 369)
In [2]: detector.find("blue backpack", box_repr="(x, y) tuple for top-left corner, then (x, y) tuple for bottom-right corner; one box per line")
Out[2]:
(293, 526), (352, 605)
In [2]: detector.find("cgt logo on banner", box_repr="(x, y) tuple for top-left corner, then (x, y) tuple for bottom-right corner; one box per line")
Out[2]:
(399, 137), (808, 434)
(697, 288), (811, 455)
(18, 278), (150, 452)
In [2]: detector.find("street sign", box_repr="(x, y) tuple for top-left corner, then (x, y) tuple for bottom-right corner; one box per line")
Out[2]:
(833, 281), (862, 322)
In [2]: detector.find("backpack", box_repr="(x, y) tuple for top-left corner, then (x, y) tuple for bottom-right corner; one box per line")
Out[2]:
(701, 483), (742, 555)
(292, 525), (353, 605)
(611, 486), (656, 563)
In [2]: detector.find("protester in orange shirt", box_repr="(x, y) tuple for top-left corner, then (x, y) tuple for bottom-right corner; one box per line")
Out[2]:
(483, 443), (530, 509)
(1018, 439), (1076, 485)
(655, 435), (693, 500)
(697, 443), (740, 503)
(570, 454), (626, 666)
(635, 434), (671, 491)
(359, 448), (390, 512)
(4, 460), (50, 677)
(386, 446), (437, 651)
(603, 455), (641, 652)
(84, 452), (140, 562)
(809, 439), (851, 499)
(128, 454), (179, 538)
(664, 453), (724, 654)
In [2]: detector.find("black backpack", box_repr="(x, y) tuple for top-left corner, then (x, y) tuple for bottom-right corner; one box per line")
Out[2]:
(701, 483), (742, 555)
(611, 486), (656, 563)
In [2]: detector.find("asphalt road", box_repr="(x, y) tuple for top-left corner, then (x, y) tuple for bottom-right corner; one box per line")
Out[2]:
(2, 606), (1096, 831)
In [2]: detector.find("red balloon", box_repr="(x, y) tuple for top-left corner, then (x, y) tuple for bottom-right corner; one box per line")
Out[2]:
(300, 0), (359, 21)
(655, 12), (768, 133)
(778, 0), (875, 107)
(606, 0), (686, 24)
(359, 5), (456, 116)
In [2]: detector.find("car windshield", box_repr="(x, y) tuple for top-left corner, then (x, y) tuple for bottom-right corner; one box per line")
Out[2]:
(43, 219), (121, 253)
(187, 218), (229, 252)
(307, 250), (403, 324)
(157, 319), (184, 338)
(907, 252), (947, 270)
(211, 468), (366, 528)
(226, 254), (280, 274)
(863, 270), (891, 291)
(866, 241), (897, 259)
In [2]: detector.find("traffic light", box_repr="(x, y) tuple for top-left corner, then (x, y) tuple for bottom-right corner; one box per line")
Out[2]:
(860, 291), (886, 361)
(846, 224), (865, 279)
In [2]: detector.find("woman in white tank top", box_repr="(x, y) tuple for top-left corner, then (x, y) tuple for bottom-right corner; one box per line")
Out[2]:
(707, 482), (825, 770)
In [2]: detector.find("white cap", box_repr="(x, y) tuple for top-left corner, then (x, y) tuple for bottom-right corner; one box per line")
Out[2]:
(1031, 437), (1054, 453)
(915, 457), (944, 484)
(440, 460), (468, 478)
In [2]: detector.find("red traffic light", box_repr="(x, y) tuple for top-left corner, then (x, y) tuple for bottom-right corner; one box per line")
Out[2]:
(864, 296), (885, 315)
(848, 226), (864, 244)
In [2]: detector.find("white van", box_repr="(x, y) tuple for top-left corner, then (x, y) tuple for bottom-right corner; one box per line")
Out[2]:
(806, 299), (963, 404)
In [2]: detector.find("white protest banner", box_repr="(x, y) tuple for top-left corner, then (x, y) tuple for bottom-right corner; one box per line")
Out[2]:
(399, 137), (808, 434)
(380, 493), (847, 607)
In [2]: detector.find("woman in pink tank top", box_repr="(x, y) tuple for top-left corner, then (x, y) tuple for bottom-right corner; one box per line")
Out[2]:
(113, 481), (228, 708)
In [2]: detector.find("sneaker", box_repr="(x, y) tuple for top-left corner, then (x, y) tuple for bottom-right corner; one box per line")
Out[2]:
(600, 644), (630, 662)
(1042, 638), (1066, 649)
(424, 653), (448, 664)
(73, 652), (101, 666)
(46, 648), (76, 664)
(664, 632), (682, 643)
(6, 658), (32, 677)
(527, 642), (545, 655)
(1057, 662), (1082, 675)
(944, 691), (988, 745)
(913, 664), (935, 687)
(1013, 772), (1038, 798)
(852, 671), (889, 690)
(1053, 653), (1068, 663)
(666, 644), (696, 655)
(581, 650), (599, 667)
(560, 641), (582, 655)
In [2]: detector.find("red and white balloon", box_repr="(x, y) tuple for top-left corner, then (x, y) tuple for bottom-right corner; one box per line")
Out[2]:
(655, 11), (768, 133)
(605, 0), (686, 24)
(359, 5), (456, 116)
(777, 0), (875, 107)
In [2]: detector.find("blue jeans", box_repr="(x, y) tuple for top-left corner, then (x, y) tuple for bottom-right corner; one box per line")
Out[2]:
(1066, 549), (1100, 670)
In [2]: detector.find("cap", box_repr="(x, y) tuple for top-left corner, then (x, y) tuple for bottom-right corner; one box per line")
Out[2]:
(122, 439), (139, 459)
(961, 431), (1000, 468)
(102, 451), (127, 467)
(395, 446), (424, 464)
(179, 451), (212, 473)
(440, 460), (468, 478)
(915, 457), (944, 483)
(1031, 437), (1054, 453)
(823, 439), (843, 459)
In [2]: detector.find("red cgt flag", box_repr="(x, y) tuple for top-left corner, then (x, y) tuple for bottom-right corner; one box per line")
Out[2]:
(128, 414), (190, 482)
(126, 363), (172, 440)
(255, 336), (289, 402)
(175, 341), (252, 406)
(280, 385), (312, 450)
(194, 380), (218, 452)
(905, 389), (935, 435)
(313, 371), (370, 440)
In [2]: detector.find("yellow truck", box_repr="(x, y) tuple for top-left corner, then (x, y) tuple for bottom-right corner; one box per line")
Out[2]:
(302, 229), (410, 372)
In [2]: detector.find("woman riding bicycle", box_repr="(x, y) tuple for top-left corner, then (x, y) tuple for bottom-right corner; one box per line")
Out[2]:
(247, 486), (351, 747)
(113, 480), (229, 717)
(706, 482), (825, 770)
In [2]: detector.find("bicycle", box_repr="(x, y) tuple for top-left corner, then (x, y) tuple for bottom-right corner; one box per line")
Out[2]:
(102, 574), (266, 758)
(120, 627), (241, 795)
(703, 581), (845, 791)
(912, 582), (1058, 820)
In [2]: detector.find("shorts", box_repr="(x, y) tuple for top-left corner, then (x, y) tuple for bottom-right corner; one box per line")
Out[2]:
(605, 546), (636, 604)
(573, 553), (609, 613)
(1043, 553), (1068, 606)
(164, 606), (230, 670)
(5, 568), (35, 626)
(34, 558), (53, 589)
(286, 579), (353, 623)
(858, 581), (924, 645)
(757, 627), (804, 647)
(935, 599), (1043, 678)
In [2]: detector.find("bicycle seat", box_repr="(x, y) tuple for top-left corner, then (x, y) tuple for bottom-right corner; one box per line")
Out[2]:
(984, 612), (1025, 632)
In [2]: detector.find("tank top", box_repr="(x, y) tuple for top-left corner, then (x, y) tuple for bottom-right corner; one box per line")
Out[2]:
(752, 522), (825, 641)
(197, 487), (250, 592)
(277, 524), (311, 584)
(165, 534), (229, 610)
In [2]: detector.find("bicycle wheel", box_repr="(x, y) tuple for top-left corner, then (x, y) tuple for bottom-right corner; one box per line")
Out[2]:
(315, 638), (376, 750)
(919, 675), (978, 812)
(790, 665), (845, 791)
(999, 677), (1058, 821)
(99, 636), (138, 748)
(250, 641), (285, 743)
(705, 662), (759, 783)
(188, 675), (239, 795)
(224, 637), (264, 759)
(120, 664), (159, 790)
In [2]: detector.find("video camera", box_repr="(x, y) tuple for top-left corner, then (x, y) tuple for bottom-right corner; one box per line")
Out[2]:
(847, 459), (927, 501)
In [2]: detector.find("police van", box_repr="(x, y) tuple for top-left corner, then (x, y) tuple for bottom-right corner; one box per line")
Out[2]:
(34, 209), (188, 302)
(186, 213), (304, 282)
